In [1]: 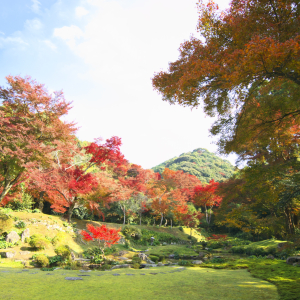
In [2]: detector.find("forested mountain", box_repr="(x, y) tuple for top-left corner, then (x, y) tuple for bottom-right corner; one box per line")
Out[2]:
(152, 148), (235, 184)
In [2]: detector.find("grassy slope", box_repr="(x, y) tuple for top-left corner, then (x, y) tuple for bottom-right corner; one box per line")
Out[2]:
(0, 266), (278, 300)
(1, 212), (201, 262)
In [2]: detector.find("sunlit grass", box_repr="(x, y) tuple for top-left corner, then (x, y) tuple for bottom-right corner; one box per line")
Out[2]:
(0, 266), (278, 300)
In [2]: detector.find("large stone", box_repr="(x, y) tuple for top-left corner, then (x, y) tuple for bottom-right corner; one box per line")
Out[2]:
(4, 252), (16, 258)
(198, 252), (206, 258)
(19, 251), (31, 256)
(138, 253), (148, 261)
(266, 255), (275, 260)
(286, 256), (300, 265)
(111, 264), (131, 270)
(157, 262), (164, 266)
(6, 231), (20, 243)
(21, 229), (30, 242)
(192, 260), (203, 265)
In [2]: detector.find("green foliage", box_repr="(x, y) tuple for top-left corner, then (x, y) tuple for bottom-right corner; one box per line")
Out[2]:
(152, 148), (235, 184)
(54, 245), (71, 258)
(0, 213), (14, 234)
(132, 263), (140, 269)
(41, 267), (56, 271)
(29, 234), (51, 250)
(0, 236), (14, 249)
(178, 259), (192, 266)
(49, 255), (63, 266)
(132, 254), (142, 264)
(51, 232), (66, 246)
(34, 254), (49, 267)
(15, 220), (26, 229)
(121, 225), (142, 240)
(104, 245), (117, 255)
(149, 255), (159, 263)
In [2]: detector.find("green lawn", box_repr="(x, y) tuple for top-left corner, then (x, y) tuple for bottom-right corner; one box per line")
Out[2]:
(0, 266), (278, 300)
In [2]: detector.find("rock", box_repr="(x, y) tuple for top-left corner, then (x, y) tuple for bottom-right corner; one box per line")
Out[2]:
(138, 253), (148, 261)
(111, 264), (131, 270)
(19, 251), (31, 256)
(6, 231), (20, 244)
(266, 255), (275, 260)
(71, 252), (76, 260)
(198, 252), (206, 258)
(140, 264), (157, 268)
(192, 260), (203, 265)
(147, 260), (155, 264)
(21, 229), (30, 242)
(4, 252), (16, 258)
(65, 277), (83, 281)
(277, 242), (286, 249)
(292, 262), (300, 267)
(118, 251), (128, 256)
(162, 242), (167, 245)
(286, 256), (300, 265)
(119, 256), (129, 260)
(168, 254), (175, 259)
(157, 262), (164, 266)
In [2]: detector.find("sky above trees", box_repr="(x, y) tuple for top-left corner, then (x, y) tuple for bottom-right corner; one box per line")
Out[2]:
(0, 0), (234, 169)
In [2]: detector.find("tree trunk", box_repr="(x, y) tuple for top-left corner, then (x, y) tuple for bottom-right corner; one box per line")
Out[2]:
(67, 201), (76, 223)
(164, 219), (168, 227)
(0, 172), (23, 203)
(159, 214), (163, 227)
(284, 208), (295, 235)
(139, 213), (142, 226)
(123, 205), (126, 225)
(153, 218), (155, 226)
(171, 219), (173, 228)
(38, 191), (45, 212)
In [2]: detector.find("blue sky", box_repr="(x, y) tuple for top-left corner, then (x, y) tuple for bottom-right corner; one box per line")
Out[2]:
(0, 0), (235, 169)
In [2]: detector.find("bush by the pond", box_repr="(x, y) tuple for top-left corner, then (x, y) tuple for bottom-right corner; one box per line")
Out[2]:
(29, 234), (51, 250)
(54, 245), (71, 258)
(34, 254), (49, 267)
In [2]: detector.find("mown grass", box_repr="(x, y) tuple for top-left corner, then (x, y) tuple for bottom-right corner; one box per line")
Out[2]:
(202, 258), (300, 300)
(0, 266), (278, 300)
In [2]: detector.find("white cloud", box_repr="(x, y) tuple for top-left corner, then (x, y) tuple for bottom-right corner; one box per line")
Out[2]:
(44, 40), (57, 50)
(0, 35), (28, 49)
(31, 0), (41, 13)
(53, 25), (83, 49)
(25, 19), (43, 31)
(75, 7), (89, 18)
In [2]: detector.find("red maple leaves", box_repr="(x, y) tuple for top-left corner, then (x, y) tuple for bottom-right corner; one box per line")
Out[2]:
(81, 223), (121, 250)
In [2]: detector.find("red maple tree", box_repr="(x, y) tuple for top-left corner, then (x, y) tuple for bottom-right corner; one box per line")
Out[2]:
(81, 223), (121, 256)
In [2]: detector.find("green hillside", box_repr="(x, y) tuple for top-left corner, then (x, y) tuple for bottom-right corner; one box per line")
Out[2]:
(152, 148), (235, 184)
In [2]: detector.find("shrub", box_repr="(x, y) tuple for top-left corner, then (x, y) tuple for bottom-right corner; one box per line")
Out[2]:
(149, 255), (159, 263)
(104, 245), (117, 255)
(122, 226), (142, 240)
(0, 213), (14, 234)
(133, 263), (140, 269)
(178, 259), (192, 266)
(132, 255), (142, 264)
(49, 255), (64, 266)
(34, 254), (49, 267)
(51, 232), (66, 246)
(83, 247), (103, 259)
(91, 254), (104, 264)
(0, 238), (14, 249)
(29, 234), (51, 250)
(15, 221), (26, 229)
(54, 245), (71, 258)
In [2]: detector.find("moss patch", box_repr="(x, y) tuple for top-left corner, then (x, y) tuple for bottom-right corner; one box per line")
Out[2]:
(0, 266), (278, 300)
